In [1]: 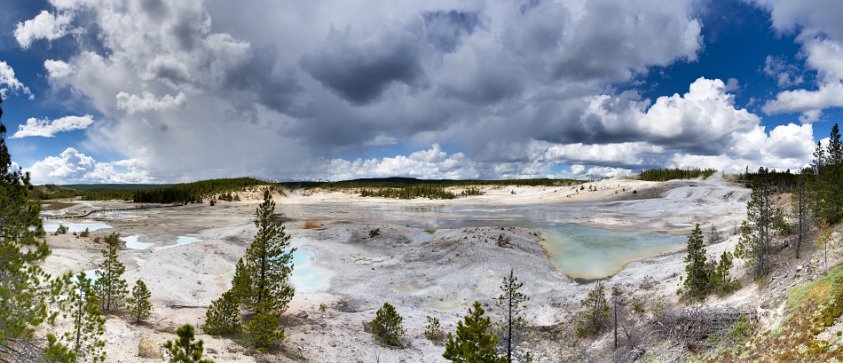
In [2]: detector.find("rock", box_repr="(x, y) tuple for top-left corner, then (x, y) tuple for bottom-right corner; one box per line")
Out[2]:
(138, 337), (162, 359)
(796, 265), (803, 271)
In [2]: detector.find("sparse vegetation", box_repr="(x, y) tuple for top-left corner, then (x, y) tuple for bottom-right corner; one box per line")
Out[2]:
(127, 280), (152, 323)
(95, 233), (129, 312)
(163, 324), (214, 363)
(371, 303), (405, 347)
(424, 316), (445, 344)
(576, 280), (610, 337)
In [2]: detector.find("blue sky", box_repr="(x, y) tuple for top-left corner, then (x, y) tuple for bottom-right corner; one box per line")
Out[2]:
(1, 0), (841, 183)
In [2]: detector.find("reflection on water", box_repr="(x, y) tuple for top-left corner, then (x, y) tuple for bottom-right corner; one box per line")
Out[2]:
(122, 235), (155, 250)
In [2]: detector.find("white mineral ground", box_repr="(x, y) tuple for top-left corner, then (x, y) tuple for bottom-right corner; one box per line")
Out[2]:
(38, 176), (829, 362)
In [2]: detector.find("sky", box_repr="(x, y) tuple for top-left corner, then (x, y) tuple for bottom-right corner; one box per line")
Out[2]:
(1, 0), (842, 184)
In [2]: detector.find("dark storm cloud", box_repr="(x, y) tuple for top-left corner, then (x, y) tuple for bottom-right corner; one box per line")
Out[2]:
(422, 10), (480, 53)
(300, 25), (426, 105)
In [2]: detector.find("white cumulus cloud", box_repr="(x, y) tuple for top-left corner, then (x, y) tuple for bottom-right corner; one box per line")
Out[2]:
(11, 115), (94, 138)
(28, 148), (152, 184)
(44, 59), (73, 79)
(116, 91), (187, 114)
(14, 10), (74, 49)
(0, 61), (32, 99)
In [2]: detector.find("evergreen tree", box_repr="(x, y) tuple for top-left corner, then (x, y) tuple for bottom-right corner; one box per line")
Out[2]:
(424, 316), (444, 343)
(163, 324), (213, 363)
(0, 93), (55, 352)
(54, 272), (106, 363)
(710, 251), (740, 294)
(244, 291), (282, 350)
(243, 190), (295, 313)
(126, 280), (152, 323)
(230, 258), (251, 305)
(575, 280), (610, 337)
(736, 167), (774, 278)
(43, 333), (76, 362)
(203, 290), (240, 336)
(370, 302), (404, 347)
(443, 302), (505, 363)
(94, 233), (128, 312)
(793, 168), (813, 259)
(682, 224), (710, 299)
(495, 269), (528, 362)
(817, 123), (843, 223)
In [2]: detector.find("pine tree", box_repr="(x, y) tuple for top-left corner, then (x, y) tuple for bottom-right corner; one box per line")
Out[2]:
(95, 233), (128, 312)
(683, 224), (710, 299)
(736, 167), (774, 278)
(370, 302), (404, 347)
(54, 272), (106, 363)
(575, 280), (610, 337)
(793, 168), (813, 259)
(244, 291), (282, 350)
(818, 123), (843, 223)
(443, 302), (505, 363)
(204, 290), (240, 336)
(127, 280), (152, 323)
(0, 93), (55, 352)
(495, 269), (529, 362)
(163, 324), (213, 363)
(243, 190), (295, 313)
(230, 258), (251, 305)
(710, 251), (739, 294)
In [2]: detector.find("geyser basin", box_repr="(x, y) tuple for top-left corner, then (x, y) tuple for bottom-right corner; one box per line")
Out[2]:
(43, 221), (112, 233)
(541, 224), (684, 280)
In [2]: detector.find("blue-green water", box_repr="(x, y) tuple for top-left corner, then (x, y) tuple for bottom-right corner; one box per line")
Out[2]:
(541, 224), (684, 279)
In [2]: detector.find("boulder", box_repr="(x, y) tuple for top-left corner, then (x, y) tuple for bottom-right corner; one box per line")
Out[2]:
(138, 337), (162, 359)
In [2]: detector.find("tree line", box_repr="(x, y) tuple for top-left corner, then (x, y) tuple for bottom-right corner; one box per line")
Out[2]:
(637, 168), (717, 181)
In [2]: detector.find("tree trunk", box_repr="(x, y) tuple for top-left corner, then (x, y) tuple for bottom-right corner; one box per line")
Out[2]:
(613, 301), (618, 350)
(507, 269), (512, 363)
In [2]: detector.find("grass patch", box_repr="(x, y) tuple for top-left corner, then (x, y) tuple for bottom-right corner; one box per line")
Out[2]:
(703, 264), (843, 362)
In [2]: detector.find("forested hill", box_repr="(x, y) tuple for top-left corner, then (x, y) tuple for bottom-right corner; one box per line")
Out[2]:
(38, 177), (268, 203)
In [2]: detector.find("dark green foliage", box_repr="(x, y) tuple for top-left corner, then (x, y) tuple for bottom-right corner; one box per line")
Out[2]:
(424, 316), (444, 343)
(55, 272), (106, 363)
(163, 325), (213, 363)
(793, 168), (813, 259)
(683, 225), (710, 300)
(371, 303), (404, 347)
(710, 251), (740, 295)
(0, 95), (55, 348)
(127, 280), (152, 323)
(460, 187), (484, 196)
(230, 258), (251, 305)
(43, 333), (76, 362)
(737, 169), (799, 191)
(204, 290), (240, 336)
(813, 123), (843, 223)
(638, 168), (717, 181)
(243, 190), (295, 313)
(55, 224), (69, 235)
(95, 233), (128, 312)
(133, 178), (266, 204)
(736, 167), (775, 278)
(496, 269), (529, 361)
(360, 185), (457, 199)
(244, 292), (282, 350)
(576, 280), (610, 337)
(772, 208), (793, 236)
(682, 225), (740, 300)
(443, 302), (505, 363)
